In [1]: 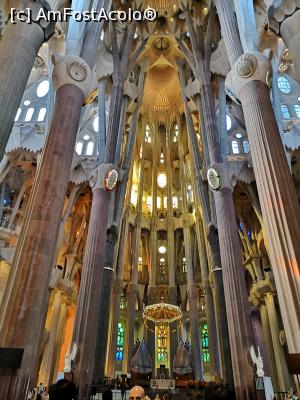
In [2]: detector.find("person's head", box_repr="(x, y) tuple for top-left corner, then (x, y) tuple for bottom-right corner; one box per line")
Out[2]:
(129, 386), (145, 400)
(103, 390), (113, 400)
(48, 379), (77, 400)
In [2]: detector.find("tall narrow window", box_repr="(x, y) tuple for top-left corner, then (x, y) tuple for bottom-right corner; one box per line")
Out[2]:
(25, 108), (34, 122)
(116, 322), (125, 361)
(156, 325), (168, 364)
(226, 115), (232, 131)
(86, 141), (94, 155)
(201, 322), (210, 363)
(14, 108), (21, 121)
(243, 140), (250, 154)
(281, 105), (290, 119)
(37, 108), (47, 122)
(232, 140), (239, 154)
(76, 142), (83, 155)
(145, 124), (151, 143)
(294, 104), (300, 118)
(173, 124), (179, 142)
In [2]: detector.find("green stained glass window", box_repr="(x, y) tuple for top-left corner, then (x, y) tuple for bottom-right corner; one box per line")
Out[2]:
(116, 321), (125, 361)
(201, 322), (210, 363)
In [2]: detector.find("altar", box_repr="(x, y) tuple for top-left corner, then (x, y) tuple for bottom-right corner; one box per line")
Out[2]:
(150, 379), (175, 390)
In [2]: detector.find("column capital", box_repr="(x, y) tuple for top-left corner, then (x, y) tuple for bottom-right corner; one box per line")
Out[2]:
(52, 54), (97, 101)
(89, 164), (119, 192)
(225, 51), (272, 102)
(207, 162), (233, 191)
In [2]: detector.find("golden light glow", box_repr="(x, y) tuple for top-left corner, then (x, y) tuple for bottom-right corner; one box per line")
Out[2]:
(159, 245), (167, 254)
(157, 172), (167, 188)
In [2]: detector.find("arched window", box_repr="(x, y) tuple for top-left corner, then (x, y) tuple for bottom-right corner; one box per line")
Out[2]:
(37, 108), (47, 122)
(145, 124), (151, 143)
(93, 116), (99, 132)
(173, 124), (179, 142)
(294, 104), (300, 118)
(86, 141), (94, 155)
(14, 108), (21, 121)
(232, 140), (239, 154)
(120, 290), (126, 309)
(243, 140), (250, 154)
(226, 115), (232, 131)
(116, 322), (125, 361)
(281, 105), (290, 119)
(37, 80), (50, 97)
(76, 142), (83, 155)
(25, 108), (34, 122)
(277, 76), (291, 94)
(201, 322), (210, 363)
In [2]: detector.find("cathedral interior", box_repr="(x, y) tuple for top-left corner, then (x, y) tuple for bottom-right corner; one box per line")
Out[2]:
(0, 0), (300, 399)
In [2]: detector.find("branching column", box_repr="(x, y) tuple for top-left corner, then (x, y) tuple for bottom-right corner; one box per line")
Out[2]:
(216, 0), (300, 354)
(178, 6), (255, 396)
(126, 156), (145, 371)
(178, 123), (203, 380)
(178, 68), (233, 386)
(0, 1), (54, 159)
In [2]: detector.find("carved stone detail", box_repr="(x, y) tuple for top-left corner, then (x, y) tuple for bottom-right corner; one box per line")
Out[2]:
(225, 52), (272, 101)
(52, 55), (97, 100)
(89, 163), (118, 191)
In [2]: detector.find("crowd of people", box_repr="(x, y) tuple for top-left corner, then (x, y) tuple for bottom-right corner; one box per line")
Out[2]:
(28, 380), (299, 400)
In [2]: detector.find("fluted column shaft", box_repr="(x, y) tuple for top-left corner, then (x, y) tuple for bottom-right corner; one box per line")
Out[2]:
(216, 0), (300, 355)
(0, 84), (84, 400)
(264, 293), (292, 391)
(195, 218), (220, 379)
(38, 291), (62, 387)
(239, 81), (300, 353)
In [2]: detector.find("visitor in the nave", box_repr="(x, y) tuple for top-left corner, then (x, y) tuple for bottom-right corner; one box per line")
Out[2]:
(0, 0), (300, 400)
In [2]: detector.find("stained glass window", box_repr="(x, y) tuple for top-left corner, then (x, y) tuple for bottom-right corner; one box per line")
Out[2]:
(277, 76), (291, 94)
(294, 104), (300, 118)
(201, 322), (210, 363)
(281, 105), (290, 119)
(120, 291), (126, 310)
(157, 325), (168, 363)
(116, 321), (125, 361)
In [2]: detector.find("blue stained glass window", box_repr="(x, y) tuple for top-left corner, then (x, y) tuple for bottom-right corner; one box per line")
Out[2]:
(281, 105), (290, 119)
(201, 322), (210, 363)
(116, 322), (125, 361)
(277, 76), (291, 94)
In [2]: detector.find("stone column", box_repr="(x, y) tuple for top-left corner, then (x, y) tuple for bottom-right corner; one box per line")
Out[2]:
(217, 0), (300, 355)
(38, 290), (62, 387)
(194, 217), (220, 379)
(0, 1), (54, 159)
(265, 293), (292, 391)
(281, 11), (300, 82)
(148, 124), (158, 300)
(125, 156), (145, 372)
(106, 213), (130, 378)
(0, 54), (94, 400)
(183, 85), (233, 385)
(259, 303), (279, 389)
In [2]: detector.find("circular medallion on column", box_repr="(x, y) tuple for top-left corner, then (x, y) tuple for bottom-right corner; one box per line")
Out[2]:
(67, 60), (87, 82)
(104, 169), (119, 191)
(207, 168), (221, 191)
(236, 53), (257, 78)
